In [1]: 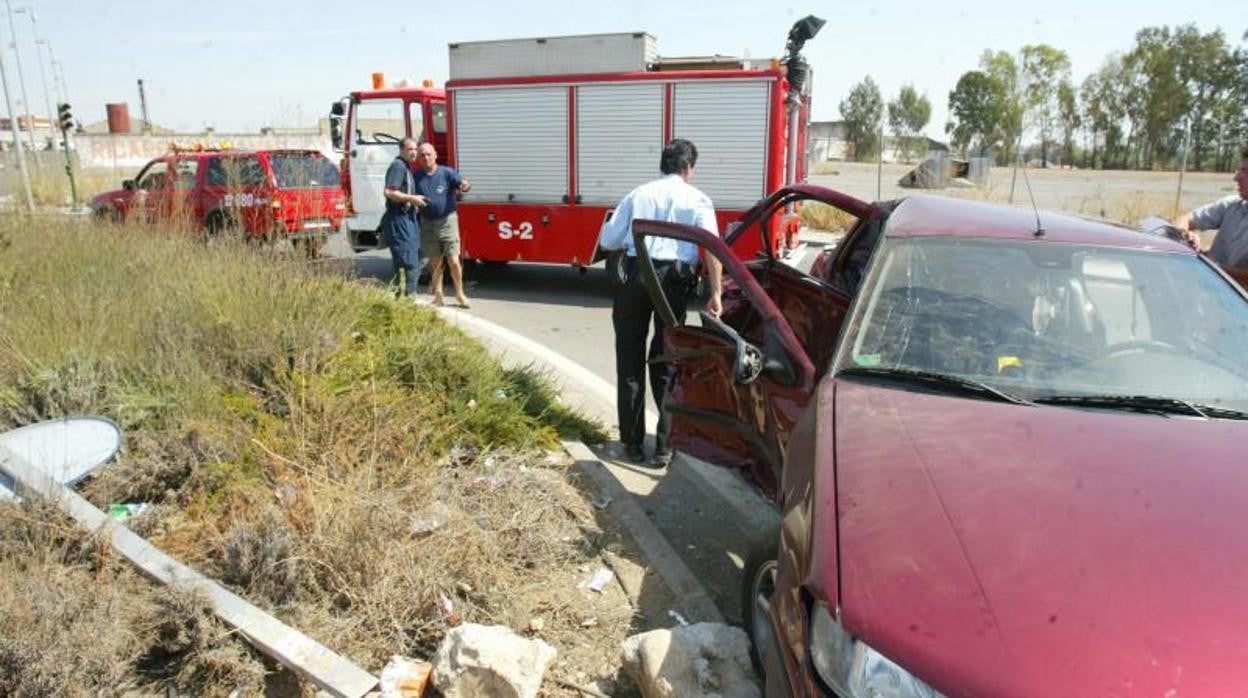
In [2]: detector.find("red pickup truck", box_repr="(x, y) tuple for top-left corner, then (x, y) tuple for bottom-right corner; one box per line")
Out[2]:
(89, 148), (345, 255)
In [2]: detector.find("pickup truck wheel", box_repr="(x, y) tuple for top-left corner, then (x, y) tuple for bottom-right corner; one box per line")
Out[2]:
(204, 210), (241, 244)
(94, 206), (123, 225)
(740, 532), (780, 673)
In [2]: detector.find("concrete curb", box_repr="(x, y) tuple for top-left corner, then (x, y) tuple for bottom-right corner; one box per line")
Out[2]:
(421, 299), (726, 624)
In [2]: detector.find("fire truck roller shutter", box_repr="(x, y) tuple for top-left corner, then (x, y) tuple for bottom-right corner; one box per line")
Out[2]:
(576, 83), (664, 205)
(672, 79), (771, 209)
(453, 86), (568, 203)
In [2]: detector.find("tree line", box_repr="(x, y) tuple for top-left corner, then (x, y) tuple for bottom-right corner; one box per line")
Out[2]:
(837, 24), (1246, 171)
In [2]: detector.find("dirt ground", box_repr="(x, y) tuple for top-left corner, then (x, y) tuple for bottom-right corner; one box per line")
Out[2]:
(811, 161), (1236, 224)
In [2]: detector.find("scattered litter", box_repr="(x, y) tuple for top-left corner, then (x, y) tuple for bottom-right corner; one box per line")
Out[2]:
(456, 581), (474, 595)
(591, 495), (611, 510)
(493, 388), (507, 400)
(409, 501), (451, 536)
(580, 617), (599, 628)
(580, 567), (615, 593)
(440, 592), (461, 626)
(107, 502), (150, 521)
(667, 609), (689, 626)
(379, 655), (433, 697)
(528, 617), (545, 633)
(467, 399), (477, 410)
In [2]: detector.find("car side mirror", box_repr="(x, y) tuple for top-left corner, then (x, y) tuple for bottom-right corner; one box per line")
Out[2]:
(122, 179), (136, 191)
(329, 103), (346, 152)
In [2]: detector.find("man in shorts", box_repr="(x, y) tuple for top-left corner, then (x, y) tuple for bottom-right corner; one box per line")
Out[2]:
(414, 143), (472, 307)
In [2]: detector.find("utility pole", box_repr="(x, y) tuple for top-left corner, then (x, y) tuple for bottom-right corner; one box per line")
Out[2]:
(4, 0), (35, 152)
(16, 8), (53, 149)
(137, 78), (151, 134)
(0, 18), (34, 213)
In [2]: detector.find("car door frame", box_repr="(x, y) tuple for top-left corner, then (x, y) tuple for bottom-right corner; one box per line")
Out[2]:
(635, 217), (816, 497)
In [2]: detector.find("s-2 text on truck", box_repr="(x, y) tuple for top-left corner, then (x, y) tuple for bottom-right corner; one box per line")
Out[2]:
(330, 17), (824, 269)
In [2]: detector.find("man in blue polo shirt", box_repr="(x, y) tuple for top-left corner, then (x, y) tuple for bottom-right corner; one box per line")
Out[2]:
(414, 143), (472, 307)
(381, 138), (427, 297)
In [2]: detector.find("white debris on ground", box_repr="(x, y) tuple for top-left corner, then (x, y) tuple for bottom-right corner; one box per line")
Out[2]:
(432, 623), (558, 698)
(620, 623), (761, 698)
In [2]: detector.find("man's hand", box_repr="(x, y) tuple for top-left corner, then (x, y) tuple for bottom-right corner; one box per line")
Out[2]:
(458, 179), (472, 194)
(706, 292), (722, 317)
(413, 194), (429, 208)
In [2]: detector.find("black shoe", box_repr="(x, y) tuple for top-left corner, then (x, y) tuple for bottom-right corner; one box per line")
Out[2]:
(646, 448), (673, 469)
(623, 443), (646, 463)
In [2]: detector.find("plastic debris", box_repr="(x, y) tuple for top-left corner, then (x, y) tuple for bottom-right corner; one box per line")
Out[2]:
(667, 609), (689, 626)
(440, 592), (462, 626)
(581, 567), (615, 593)
(528, 617), (545, 633)
(580, 617), (599, 628)
(107, 502), (150, 521)
(410, 501), (451, 536)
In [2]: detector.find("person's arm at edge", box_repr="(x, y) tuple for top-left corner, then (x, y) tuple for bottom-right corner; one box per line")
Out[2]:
(599, 194), (634, 251)
(384, 187), (426, 208)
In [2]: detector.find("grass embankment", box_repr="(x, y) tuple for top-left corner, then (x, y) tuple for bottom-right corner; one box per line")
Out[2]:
(0, 218), (606, 694)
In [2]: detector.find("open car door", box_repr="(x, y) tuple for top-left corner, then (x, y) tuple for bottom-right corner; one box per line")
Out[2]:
(632, 185), (873, 500)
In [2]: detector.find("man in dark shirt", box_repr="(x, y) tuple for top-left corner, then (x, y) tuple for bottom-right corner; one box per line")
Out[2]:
(414, 143), (472, 307)
(382, 138), (427, 297)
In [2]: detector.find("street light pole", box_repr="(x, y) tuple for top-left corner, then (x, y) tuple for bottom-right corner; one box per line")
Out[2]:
(3, 0), (35, 152)
(17, 7), (52, 149)
(0, 16), (34, 212)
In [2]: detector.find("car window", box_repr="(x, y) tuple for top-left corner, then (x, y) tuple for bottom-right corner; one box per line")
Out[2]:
(353, 98), (405, 145)
(430, 102), (447, 134)
(173, 159), (199, 189)
(206, 156), (266, 187)
(269, 152), (341, 189)
(407, 101), (425, 143)
(138, 161), (169, 190)
(837, 237), (1248, 411)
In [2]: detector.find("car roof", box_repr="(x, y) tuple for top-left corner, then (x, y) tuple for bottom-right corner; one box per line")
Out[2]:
(883, 193), (1190, 252)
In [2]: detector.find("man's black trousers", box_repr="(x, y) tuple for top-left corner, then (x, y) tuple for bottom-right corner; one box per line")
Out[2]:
(612, 257), (695, 452)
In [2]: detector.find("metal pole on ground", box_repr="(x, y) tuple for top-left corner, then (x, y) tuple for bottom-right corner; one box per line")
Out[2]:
(0, 16), (33, 213)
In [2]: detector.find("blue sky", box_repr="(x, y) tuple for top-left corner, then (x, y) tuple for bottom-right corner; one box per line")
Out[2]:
(7, 0), (1243, 138)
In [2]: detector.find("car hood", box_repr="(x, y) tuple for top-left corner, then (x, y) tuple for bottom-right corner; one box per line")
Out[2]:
(832, 379), (1248, 697)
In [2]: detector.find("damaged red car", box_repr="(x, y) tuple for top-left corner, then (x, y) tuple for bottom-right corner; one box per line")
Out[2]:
(632, 186), (1248, 697)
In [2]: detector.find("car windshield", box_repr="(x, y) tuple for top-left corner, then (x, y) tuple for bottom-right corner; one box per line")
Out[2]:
(269, 153), (341, 189)
(834, 237), (1248, 413)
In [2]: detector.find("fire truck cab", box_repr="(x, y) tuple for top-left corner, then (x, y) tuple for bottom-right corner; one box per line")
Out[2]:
(330, 81), (448, 251)
(331, 18), (822, 265)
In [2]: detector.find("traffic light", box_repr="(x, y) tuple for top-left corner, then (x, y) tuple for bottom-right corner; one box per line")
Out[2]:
(57, 103), (72, 132)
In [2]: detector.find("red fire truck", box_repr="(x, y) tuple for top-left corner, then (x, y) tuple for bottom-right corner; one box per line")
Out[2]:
(330, 18), (822, 267)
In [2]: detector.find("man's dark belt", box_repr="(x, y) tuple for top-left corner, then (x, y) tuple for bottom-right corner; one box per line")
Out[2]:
(623, 255), (691, 278)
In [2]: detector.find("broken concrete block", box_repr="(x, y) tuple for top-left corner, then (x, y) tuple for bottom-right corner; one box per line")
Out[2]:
(431, 623), (557, 698)
(620, 623), (760, 698)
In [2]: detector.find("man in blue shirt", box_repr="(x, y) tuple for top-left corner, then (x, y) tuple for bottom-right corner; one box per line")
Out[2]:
(599, 138), (723, 467)
(381, 138), (427, 297)
(414, 143), (472, 308)
(1177, 147), (1248, 287)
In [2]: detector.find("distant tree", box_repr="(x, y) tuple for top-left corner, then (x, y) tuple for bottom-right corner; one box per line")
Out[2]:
(1021, 44), (1072, 167)
(1124, 27), (1188, 168)
(840, 76), (884, 161)
(887, 84), (932, 162)
(946, 71), (998, 157)
(979, 50), (1024, 165)
(1056, 80), (1080, 167)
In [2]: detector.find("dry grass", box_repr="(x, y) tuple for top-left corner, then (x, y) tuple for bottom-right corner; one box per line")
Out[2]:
(0, 216), (615, 694)
(800, 201), (859, 232)
(3, 164), (116, 208)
